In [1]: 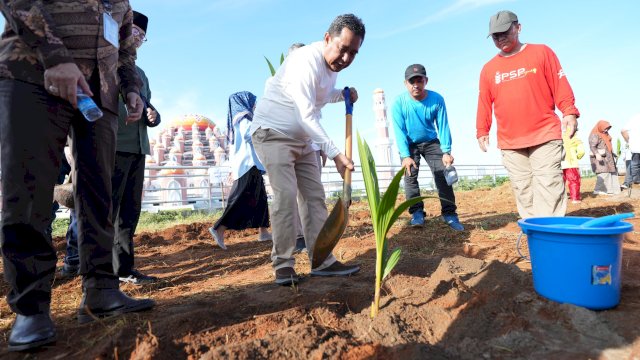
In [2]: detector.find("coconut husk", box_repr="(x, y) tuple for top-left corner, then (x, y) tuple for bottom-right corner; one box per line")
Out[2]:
(53, 182), (74, 209)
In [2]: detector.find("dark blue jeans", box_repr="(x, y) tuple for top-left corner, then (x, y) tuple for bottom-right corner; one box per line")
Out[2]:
(64, 209), (79, 267)
(404, 140), (457, 216)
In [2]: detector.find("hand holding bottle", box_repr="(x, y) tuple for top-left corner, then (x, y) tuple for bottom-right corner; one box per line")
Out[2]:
(125, 92), (144, 124)
(44, 62), (92, 109)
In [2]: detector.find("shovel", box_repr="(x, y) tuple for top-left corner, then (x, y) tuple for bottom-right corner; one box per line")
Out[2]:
(312, 87), (353, 269)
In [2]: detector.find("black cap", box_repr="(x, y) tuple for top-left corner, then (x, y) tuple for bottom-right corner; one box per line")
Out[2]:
(133, 11), (148, 33)
(405, 64), (427, 80)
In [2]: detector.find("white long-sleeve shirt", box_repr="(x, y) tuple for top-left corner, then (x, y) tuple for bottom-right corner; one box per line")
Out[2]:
(230, 115), (265, 180)
(251, 41), (344, 159)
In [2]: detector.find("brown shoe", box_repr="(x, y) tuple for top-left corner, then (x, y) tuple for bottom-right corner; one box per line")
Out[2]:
(275, 267), (299, 286)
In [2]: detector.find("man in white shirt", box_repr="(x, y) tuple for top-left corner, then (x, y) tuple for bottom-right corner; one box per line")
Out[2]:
(251, 14), (364, 285)
(621, 114), (640, 185)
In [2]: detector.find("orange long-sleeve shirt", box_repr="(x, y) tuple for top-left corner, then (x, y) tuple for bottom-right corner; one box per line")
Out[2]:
(476, 44), (580, 150)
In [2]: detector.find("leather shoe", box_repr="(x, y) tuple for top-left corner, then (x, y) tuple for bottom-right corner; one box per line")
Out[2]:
(8, 313), (56, 351)
(77, 288), (155, 324)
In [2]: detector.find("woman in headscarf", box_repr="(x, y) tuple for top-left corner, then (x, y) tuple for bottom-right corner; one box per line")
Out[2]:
(589, 120), (621, 195)
(209, 92), (271, 249)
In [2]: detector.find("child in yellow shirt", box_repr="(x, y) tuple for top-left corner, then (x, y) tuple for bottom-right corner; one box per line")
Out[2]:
(561, 129), (586, 203)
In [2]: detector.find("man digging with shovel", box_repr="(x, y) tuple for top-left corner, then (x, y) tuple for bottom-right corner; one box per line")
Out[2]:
(251, 14), (364, 286)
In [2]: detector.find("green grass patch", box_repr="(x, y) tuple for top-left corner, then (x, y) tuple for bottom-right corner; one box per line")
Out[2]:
(51, 209), (222, 238)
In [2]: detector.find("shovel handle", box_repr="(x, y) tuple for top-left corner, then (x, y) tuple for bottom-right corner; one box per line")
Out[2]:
(344, 87), (352, 202)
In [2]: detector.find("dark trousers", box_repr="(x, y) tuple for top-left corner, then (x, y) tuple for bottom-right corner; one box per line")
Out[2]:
(404, 140), (457, 216)
(632, 153), (640, 184)
(111, 152), (145, 276)
(0, 80), (119, 315)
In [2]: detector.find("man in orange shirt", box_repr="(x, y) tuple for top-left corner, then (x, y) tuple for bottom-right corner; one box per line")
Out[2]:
(476, 10), (579, 218)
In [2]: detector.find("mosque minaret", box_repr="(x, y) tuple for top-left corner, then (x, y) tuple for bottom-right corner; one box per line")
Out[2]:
(372, 88), (395, 184)
(373, 88), (394, 161)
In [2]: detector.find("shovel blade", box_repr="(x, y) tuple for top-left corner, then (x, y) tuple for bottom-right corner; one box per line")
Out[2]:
(312, 197), (348, 269)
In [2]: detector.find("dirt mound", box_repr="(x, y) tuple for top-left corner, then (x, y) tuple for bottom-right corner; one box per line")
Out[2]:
(0, 177), (639, 359)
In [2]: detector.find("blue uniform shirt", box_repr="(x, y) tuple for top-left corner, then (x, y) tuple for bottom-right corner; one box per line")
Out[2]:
(391, 90), (452, 158)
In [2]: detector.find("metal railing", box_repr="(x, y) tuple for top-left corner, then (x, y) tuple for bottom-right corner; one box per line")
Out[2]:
(140, 164), (516, 212)
(0, 162), (605, 214)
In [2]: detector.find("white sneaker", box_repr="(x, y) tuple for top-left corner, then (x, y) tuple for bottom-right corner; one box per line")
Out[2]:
(208, 227), (227, 250)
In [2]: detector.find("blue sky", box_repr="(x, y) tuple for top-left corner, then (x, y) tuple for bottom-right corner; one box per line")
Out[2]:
(2, 0), (639, 165)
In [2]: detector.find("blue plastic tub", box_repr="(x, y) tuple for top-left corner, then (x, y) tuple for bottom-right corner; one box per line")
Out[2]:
(518, 216), (633, 310)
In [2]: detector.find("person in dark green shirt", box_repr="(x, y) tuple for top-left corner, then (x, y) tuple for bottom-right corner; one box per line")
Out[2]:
(112, 11), (161, 285)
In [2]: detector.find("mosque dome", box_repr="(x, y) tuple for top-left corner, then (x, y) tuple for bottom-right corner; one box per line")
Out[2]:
(193, 152), (207, 161)
(159, 167), (185, 176)
(171, 114), (217, 132)
(159, 160), (185, 175)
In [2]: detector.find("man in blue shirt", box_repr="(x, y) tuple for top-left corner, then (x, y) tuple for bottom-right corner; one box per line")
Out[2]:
(391, 64), (463, 230)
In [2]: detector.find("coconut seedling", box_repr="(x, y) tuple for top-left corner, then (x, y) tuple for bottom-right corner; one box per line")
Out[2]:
(357, 132), (428, 318)
(264, 53), (285, 76)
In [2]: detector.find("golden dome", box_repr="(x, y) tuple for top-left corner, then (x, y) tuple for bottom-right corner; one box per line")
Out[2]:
(171, 114), (217, 132)
(159, 168), (185, 175)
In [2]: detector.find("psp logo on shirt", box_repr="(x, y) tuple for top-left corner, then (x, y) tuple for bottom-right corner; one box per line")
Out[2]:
(494, 67), (537, 84)
(558, 69), (566, 79)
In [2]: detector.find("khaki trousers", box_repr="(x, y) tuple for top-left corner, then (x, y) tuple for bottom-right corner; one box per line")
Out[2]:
(252, 128), (335, 271)
(501, 140), (567, 219)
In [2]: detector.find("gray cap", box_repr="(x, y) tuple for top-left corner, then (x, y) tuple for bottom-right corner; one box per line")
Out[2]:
(488, 10), (518, 37)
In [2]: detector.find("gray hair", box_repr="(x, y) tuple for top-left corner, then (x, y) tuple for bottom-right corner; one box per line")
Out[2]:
(327, 14), (365, 42)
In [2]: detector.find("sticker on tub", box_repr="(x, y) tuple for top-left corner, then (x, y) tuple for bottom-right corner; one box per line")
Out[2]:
(592, 265), (612, 285)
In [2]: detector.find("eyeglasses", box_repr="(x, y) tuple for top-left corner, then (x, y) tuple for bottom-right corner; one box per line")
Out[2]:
(132, 27), (147, 43)
(408, 77), (425, 85)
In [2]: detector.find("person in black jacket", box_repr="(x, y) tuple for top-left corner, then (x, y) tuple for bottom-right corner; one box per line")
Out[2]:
(111, 10), (161, 285)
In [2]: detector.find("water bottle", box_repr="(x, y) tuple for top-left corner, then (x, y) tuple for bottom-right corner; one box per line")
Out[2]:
(77, 86), (103, 122)
(444, 165), (458, 186)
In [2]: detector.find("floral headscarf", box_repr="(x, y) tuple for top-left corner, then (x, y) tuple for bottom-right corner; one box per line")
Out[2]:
(226, 91), (257, 145)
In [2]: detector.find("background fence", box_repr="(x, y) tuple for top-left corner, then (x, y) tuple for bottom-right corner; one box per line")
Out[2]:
(0, 163), (603, 215)
(139, 163), (597, 213)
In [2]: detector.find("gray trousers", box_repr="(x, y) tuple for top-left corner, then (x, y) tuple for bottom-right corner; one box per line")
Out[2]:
(252, 128), (335, 271)
(0, 79), (119, 315)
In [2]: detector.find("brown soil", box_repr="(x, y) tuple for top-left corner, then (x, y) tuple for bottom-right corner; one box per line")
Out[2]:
(1, 178), (640, 359)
